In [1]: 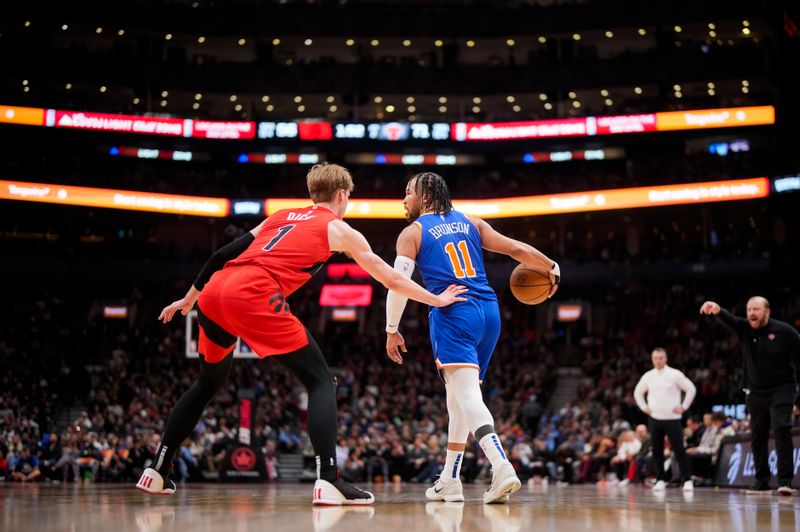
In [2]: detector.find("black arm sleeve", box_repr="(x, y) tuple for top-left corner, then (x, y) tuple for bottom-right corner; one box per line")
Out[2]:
(716, 308), (745, 335)
(193, 232), (255, 290)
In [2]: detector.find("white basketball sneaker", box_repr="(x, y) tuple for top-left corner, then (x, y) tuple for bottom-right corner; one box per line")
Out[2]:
(135, 468), (176, 495)
(426, 478), (465, 502)
(483, 463), (521, 504)
(312, 478), (375, 506)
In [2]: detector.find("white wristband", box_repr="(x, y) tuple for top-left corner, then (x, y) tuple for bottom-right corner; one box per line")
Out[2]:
(386, 255), (415, 334)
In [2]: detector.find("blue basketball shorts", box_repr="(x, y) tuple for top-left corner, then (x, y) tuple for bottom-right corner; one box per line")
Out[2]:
(428, 297), (501, 382)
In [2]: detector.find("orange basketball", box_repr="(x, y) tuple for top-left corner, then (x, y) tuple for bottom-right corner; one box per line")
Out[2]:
(509, 264), (552, 305)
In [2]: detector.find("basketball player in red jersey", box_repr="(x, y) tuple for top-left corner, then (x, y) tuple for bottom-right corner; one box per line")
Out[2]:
(136, 163), (467, 504)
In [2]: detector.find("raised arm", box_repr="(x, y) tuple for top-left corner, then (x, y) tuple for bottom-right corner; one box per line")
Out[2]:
(328, 219), (466, 309)
(468, 216), (560, 297)
(159, 220), (267, 323)
(699, 300), (746, 334)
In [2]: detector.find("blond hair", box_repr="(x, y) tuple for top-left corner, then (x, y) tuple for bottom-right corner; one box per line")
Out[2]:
(306, 163), (354, 203)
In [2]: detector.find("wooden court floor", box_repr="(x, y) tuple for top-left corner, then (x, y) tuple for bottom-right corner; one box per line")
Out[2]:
(1, 482), (798, 532)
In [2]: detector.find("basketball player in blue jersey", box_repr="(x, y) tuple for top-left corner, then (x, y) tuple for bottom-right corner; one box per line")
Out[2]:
(385, 172), (560, 504)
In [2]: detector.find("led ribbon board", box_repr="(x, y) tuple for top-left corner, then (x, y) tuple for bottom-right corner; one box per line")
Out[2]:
(0, 104), (775, 140)
(451, 106), (775, 141)
(266, 178), (769, 219)
(0, 178), (769, 219)
(0, 180), (230, 217)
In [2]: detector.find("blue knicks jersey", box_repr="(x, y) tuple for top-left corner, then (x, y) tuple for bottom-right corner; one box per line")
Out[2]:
(415, 210), (496, 301)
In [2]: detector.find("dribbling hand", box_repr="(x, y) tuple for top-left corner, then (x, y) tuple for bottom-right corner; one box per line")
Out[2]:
(158, 298), (194, 323)
(547, 262), (561, 299)
(386, 331), (407, 365)
(699, 301), (720, 315)
(434, 284), (469, 307)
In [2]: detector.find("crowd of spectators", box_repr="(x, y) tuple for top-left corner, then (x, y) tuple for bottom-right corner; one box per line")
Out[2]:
(2, 269), (797, 487)
(1, 150), (796, 486)
(0, 275), (559, 485)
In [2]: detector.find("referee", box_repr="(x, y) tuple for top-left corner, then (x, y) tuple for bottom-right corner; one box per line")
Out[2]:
(701, 297), (800, 495)
(633, 347), (697, 492)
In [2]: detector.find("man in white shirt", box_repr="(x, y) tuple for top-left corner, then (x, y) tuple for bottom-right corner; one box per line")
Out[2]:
(633, 347), (697, 492)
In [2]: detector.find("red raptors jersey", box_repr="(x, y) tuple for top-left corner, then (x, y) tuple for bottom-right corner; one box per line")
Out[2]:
(225, 204), (339, 296)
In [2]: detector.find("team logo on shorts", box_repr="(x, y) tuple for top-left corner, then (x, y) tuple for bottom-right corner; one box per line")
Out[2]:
(269, 292), (291, 315)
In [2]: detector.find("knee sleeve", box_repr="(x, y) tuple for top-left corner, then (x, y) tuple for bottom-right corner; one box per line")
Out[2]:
(445, 382), (470, 444)
(443, 367), (495, 435)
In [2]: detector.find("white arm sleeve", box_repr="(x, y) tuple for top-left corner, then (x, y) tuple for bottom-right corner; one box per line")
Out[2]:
(385, 255), (416, 333)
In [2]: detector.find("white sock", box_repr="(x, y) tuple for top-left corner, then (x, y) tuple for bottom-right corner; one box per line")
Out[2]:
(478, 433), (509, 469)
(442, 449), (464, 482)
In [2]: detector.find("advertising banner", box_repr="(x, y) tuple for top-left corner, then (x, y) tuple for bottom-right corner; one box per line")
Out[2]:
(452, 106), (775, 141)
(50, 110), (188, 136)
(593, 114), (657, 135)
(191, 120), (256, 139)
(0, 105), (46, 126)
(716, 432), (800, 488)
(319, 284), (373, 307)
(452, 118), (589, 141)
(2, 178), (768, 220)
(656, 106), (775, 131)
(0, 104), (777, 141)
(219, 394), (269, 482)
(267, 178), (769, 219)
(0, 180), (229, 217)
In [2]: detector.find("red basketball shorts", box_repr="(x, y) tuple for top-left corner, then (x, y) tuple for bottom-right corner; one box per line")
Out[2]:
(196, 266), (309, 363)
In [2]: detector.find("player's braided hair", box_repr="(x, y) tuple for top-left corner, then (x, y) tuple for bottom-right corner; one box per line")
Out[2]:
(412, 172), (453, 215)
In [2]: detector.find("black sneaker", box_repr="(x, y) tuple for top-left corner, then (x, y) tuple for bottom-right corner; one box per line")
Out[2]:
(313, 478), (375, 505)
(777, 483), (795, 496)
(745, 481), (771, 495)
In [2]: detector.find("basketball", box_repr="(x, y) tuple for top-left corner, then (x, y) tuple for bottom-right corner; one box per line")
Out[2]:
(510, 264), (553, 305)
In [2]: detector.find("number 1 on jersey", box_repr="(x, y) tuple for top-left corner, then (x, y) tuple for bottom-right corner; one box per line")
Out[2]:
(444, 240), (476, 278)
(263, 224), (295, 252)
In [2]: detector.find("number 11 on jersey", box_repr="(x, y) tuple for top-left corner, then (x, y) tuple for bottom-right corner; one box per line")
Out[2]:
(444, 240), (476, 278)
